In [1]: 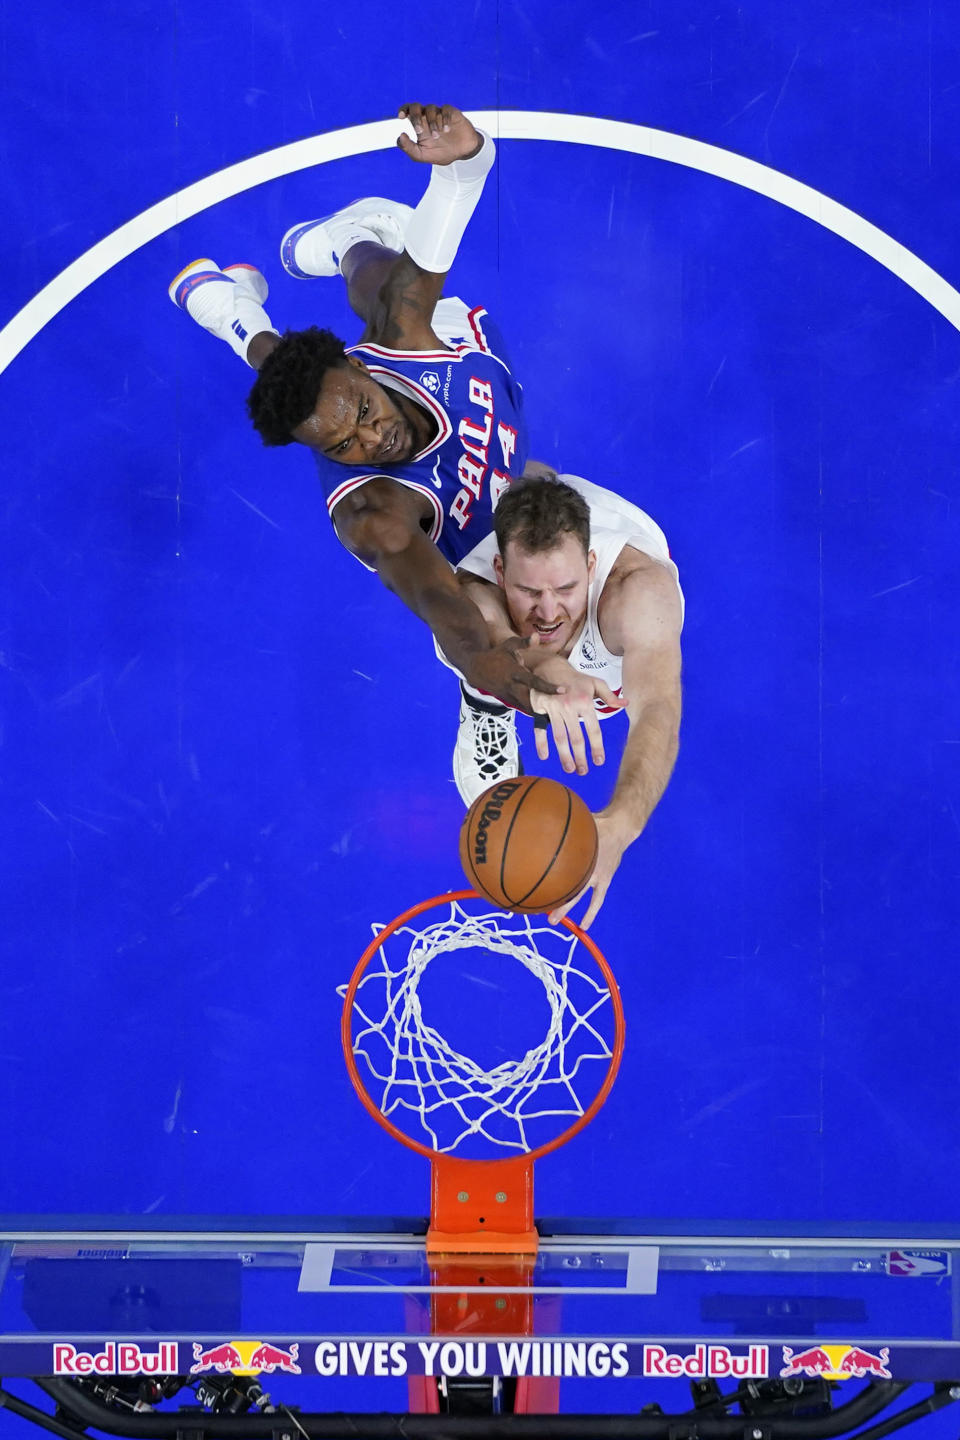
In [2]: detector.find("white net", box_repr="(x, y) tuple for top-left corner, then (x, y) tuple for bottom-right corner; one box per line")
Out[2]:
(339, 898), (617, 1156)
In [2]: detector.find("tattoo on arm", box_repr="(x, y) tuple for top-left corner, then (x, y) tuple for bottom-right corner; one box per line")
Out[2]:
(375, 260), (445, 347)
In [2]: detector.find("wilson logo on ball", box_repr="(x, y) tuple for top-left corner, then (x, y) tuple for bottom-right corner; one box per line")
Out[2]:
(472, 780), (524, 865)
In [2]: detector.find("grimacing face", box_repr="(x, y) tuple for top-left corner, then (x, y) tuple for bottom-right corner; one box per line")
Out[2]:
(291, 356), (418, 465)
(494, 534), (596, 655)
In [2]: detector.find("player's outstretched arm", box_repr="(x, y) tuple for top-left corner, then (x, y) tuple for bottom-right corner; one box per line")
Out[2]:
(549, 563), (683, 929)
(345, 103), (495, 348)
(334, 481), (559, 713)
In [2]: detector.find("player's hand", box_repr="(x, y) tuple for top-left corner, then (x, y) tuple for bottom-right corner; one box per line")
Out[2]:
(465, 637), (564, 714)
(397, 104), (484, 165)
(548, 814), (632, 931)
(523, 645), (625, 774)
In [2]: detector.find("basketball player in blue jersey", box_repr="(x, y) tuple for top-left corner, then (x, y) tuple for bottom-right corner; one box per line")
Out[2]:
(169, 102), (554, 715)
(439, 476), (684, 929)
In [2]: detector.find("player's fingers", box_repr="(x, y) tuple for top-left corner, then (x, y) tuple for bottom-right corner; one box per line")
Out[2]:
(423, 104), (442, 137)
(440, 104), (454, 132)
(508, 677), (560, 715)
(399, 103), (425, 133)
(531, 701), (552, 761)
(538, 703), (576, 770)
(525, 669), (564, 696)
(511, 637), (562, 691)
(579, 875), (609, 931)
(548, 881), (589, 926)
(564, 713), (589, 775)
(584, 711), (606, 767)
(595, 681), (625, 709)
(548, 713), (576, 772)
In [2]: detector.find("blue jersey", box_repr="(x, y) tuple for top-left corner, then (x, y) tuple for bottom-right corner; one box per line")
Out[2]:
(314, 298), (529, 566)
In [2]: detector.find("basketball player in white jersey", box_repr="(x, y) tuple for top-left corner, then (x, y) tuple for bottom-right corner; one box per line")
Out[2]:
(442, 475), (684, 929)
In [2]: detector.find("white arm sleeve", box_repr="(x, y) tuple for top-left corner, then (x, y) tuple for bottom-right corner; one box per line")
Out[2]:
(402, 131), (496, 274)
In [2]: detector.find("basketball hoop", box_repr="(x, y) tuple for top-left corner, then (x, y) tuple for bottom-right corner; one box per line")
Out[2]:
(339, 890), (625, 1256)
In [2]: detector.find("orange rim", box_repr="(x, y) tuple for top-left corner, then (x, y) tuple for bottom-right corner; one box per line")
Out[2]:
(340, 889), (625, 1164)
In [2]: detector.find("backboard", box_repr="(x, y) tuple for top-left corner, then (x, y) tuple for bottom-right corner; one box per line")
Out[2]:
(1, 1220), (958, 1436)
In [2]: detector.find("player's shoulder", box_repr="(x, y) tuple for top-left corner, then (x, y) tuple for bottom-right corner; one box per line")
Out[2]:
(603, 542), (670, 586)
(597, 546), (683, 645)
(354, 298), (501, 359)
(457, 567), (500, 603)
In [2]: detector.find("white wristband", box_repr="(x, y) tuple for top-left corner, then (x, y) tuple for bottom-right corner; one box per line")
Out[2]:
(403, 131), (496, 274)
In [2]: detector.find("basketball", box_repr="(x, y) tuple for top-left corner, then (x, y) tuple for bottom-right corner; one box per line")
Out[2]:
(459, 776), (598, 914)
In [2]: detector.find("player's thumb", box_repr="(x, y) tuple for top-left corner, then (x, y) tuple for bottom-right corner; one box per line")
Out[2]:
(396, 133), (421, 159)
(597, 682), (625, 708)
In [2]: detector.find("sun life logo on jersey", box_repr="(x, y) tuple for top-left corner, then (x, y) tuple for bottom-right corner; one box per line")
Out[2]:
(419, 370), (441, 394)
(581, 639), (597, 664)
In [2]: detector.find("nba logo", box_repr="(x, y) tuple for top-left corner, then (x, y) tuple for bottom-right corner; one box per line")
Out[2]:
(419, 370), (441, 393)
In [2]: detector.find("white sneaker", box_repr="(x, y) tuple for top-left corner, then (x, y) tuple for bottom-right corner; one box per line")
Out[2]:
(168, 259), (276, 363)
(280, 198), (414, 279)
(453, 686), (521, 806)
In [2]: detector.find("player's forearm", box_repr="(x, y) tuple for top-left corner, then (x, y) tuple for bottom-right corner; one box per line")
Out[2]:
(418, 585), (498, 679)
(402, 132), (496, 274)
(377, 546), (493, 673)
(601, 697), (681, 842)
(349, 127), (496, 337)
(372, 133), (497, 339)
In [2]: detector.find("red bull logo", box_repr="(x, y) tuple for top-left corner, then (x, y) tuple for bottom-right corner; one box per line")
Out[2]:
(780, 1344), (892, 1380)
(643, 1344), (768, 1379)
(190, 1340), (301, 1376)
(53, 1342), (179, 1376)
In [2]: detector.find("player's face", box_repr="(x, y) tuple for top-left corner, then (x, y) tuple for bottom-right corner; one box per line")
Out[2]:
(291, 357), (417, 465)
(495, 536), (596, 655)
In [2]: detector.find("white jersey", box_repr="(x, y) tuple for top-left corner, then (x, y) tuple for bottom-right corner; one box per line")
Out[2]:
(453, 475), (684, 716)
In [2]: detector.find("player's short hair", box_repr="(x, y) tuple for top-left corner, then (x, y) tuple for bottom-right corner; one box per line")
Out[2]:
(494, 478), (591, 558)
(246, 327), (349, 446)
